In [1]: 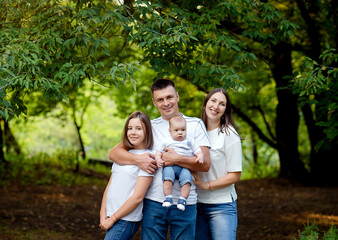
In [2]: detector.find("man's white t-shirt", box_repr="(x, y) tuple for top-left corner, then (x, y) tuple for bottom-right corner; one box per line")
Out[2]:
(106, 149), (153, 221)
(197, 126), (242, 204)
(145, 114), (210, 205)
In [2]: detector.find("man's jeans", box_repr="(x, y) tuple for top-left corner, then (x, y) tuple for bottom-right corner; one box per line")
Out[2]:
(104, 219), (140, 240)
(196, 200), (238, 240)
(142, 199), (197, 240)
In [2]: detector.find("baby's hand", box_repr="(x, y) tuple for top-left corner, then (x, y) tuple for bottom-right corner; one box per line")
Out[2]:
(195, 152), (204, 164)
(156, 158), (165, 168)
(195, 156), (203, 164)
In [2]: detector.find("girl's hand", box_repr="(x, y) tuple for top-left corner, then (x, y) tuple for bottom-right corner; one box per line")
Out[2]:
(100, 213), (108, 224)
(191, 171), (209, 190)
(100, 217), (114, 231)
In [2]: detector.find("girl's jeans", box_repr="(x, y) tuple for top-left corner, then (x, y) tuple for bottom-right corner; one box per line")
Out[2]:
(104, 219), (140, 240)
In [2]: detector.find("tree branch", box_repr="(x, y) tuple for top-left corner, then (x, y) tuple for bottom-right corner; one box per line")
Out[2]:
(232, 104), (278, 149)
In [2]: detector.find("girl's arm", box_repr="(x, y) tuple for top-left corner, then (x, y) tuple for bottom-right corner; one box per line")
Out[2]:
(100, 176), (153, 231)
(192, 171), (241, 190)
(99, 175), (112, 225)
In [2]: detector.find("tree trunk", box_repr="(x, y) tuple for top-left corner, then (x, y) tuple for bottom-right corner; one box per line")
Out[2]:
(74, 121), (86, 160)
(0, 119), (6, 164)
(271, 42), (308, 180)
(4, 121), (21, 155)
(302, 99), (338, 185)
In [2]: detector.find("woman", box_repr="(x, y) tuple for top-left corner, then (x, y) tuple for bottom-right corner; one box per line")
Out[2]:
(192, 88), (242, 240)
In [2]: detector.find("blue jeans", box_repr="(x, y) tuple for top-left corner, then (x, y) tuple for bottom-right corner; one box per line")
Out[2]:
(162, 165), (192, 186)
(142, 199), (196, 240)
(104, 219), (140, 240)
(196, 200), (238, 240)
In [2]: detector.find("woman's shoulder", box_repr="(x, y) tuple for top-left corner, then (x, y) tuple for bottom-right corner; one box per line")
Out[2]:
(224, 126), (241, 141)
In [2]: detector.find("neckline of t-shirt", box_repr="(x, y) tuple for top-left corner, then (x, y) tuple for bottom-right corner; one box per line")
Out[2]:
(208, 127), (219, 133)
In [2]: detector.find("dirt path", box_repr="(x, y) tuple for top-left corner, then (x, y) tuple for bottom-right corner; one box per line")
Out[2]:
(0, 177), (337, 239)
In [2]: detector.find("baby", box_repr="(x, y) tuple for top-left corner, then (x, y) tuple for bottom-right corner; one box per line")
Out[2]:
(155, 115), (203, 211)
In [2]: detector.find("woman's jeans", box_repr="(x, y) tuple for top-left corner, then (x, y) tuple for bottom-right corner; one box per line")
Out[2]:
(196, 200), (238, 240)
(104, 219), (140, 240)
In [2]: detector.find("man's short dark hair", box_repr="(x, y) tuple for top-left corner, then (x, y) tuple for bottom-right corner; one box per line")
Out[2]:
(151, 78), (176, 94)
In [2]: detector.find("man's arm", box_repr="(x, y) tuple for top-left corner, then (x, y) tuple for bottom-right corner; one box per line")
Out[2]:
(109, 142), (157, 174)
(162, 146), (210, 172)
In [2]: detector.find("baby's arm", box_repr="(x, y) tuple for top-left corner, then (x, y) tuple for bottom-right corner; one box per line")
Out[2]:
(155, 150), (164, 168)
(195, 150), (204, 164)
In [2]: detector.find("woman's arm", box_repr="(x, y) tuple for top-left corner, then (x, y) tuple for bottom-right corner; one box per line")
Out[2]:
(109, 142), (157, 174)
(99, 176), (153, 230)
(192, 171), (241, 190)
(162, 146), (211, 172)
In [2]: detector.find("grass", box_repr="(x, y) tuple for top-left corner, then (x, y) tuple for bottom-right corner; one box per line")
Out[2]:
(295, 223), (337, 240)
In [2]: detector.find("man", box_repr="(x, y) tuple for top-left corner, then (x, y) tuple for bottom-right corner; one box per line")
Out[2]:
(109, 79), (210, 239)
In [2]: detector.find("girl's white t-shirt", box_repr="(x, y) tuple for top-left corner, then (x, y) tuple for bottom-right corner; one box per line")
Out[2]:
(197, 126), (242, 204)
(106, 149), (153, 222)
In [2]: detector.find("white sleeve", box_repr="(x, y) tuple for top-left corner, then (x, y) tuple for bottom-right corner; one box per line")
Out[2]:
(225, 138), (242, 172)
(194, 120), (211, 148)
(138, 169), (154, 177)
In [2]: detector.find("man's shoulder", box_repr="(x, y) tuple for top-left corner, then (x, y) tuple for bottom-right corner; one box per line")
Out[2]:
(151, 116), (163, 125)
(183, 115), (204, 129)
(182, 114), (203, 123)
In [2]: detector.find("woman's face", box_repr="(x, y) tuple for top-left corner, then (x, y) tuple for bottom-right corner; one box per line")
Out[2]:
(205, 92), (227, 123)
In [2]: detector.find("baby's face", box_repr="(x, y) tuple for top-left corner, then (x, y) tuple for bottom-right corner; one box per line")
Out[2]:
(169, 120), (186, 141)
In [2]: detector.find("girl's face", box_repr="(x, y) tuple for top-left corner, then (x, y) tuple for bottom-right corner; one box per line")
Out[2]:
(127, 118), (146, 149)
(205, 92), (227, 124)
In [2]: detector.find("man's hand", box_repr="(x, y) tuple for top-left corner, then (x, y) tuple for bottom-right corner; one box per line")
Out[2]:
(162, 147), (180, 166)
(136, 152), (157, 174)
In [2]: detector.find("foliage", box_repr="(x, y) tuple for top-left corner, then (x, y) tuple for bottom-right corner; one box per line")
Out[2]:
(10, 95), (125, 159)
(122, 0), (295, 90)
(292, 49), (338, 150)
(295, 223), (337, 240)
(0, 0), (140, 120)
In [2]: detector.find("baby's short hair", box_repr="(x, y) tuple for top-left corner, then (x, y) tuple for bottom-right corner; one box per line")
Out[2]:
(169, 115), (186, 128)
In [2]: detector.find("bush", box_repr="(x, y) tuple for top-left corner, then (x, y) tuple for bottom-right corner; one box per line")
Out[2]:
(295, 223), (337, 240)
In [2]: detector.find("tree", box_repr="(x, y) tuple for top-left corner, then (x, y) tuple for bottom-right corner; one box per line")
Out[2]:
(112, 0), (337, 183)
(0, 0), (140, 162)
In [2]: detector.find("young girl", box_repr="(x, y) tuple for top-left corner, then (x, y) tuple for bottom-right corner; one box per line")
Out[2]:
(99, 111), (154, 240)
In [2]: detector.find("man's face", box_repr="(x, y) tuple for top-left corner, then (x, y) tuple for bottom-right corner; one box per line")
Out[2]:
(152, 86), (180, 121)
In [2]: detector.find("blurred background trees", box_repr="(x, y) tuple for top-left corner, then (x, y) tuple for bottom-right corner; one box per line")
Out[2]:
(1, 0), (337, 184)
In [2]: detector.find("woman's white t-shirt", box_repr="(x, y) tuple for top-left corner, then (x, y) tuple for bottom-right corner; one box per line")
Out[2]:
(197, 126), (242, 204)
(106, 149), (153, 222)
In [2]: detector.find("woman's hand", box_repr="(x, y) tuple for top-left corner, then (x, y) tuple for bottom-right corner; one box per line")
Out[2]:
(191, 171), (209, 190)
